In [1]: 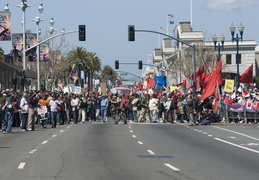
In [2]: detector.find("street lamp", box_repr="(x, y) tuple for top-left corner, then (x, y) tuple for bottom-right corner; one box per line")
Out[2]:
(212, 34), (225, 59)
(31, 16), (54, 90)
(4, 1), (43, 72)
(49, 27), (64, 60)
(229, 23), (244, 91)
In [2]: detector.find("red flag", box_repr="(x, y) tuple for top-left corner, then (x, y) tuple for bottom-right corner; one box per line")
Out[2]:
(146, 76), (154, 89)
(224, 96), (233, 104)
(213, 83), (220, 112)
(240, 64), (253, 84)
(196, 65), (206, 90)
(199, 58), (222, 103)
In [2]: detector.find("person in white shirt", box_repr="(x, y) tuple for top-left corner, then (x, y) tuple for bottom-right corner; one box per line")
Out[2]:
(49, 95), (59, 128)
(149, 94), (159, 123)
(20, 93), (29, 131)
(71, 94), (79, 124)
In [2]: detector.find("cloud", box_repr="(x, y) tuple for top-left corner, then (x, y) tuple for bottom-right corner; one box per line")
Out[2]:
(206, 0), (259, 11)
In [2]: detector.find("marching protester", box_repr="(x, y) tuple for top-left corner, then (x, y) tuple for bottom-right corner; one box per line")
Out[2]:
(27, 92), (38, 131)
(71, 94), (79, 124)
(49, 95), (60, 128)
(20, 92), (29, 131)
(149, 94), (158, 123)
(38, 94), (50, 128)
(100, 95), (109, 123)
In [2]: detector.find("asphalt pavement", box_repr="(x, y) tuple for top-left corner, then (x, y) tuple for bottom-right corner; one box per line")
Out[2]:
(0, 120), (259, 180)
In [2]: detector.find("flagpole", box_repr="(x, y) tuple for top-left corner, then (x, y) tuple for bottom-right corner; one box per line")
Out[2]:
(190, 0), (192, 27)
(158, 27), (160, 47)
(166, 15), (169, 35)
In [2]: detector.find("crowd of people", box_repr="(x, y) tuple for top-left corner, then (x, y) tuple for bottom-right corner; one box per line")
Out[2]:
(1, 87), (259, 134)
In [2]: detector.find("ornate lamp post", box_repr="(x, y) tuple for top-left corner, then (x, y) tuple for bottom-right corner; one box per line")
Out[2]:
(229, 23), (244, 91)
(31, 16), (54, 90)
(212, 34), (225, 59)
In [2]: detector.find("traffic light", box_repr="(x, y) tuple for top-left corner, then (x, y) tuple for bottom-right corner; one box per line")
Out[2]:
(110, 69), (113, 76)
(128, 25), (135, 41)
(115, 60), (119, 69)
(79, 25), (86, 41)
(138, 60), (142, 69)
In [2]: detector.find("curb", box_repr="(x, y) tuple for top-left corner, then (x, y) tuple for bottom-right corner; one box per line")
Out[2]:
(211, 123), (259, 128)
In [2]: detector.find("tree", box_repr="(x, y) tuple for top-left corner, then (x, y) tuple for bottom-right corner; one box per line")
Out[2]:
(66, 47), (101, 74)
(0, 47), (5, 62)
(101, 65), (118, 82)
(176, 42), (219, 78)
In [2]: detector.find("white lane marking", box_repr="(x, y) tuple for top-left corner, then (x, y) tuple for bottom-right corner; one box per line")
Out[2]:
(147, 150), (155, 155)
(194, 129), (198, 131)
(214, 126), (259, 141)
(29, 149), (37, 154)
(132, 135), (136, 138)
(60, 130), (64, 132)
(129, 127), (131, 129)
(227, 136), (236, 139)
(138, 141), (143, 145)
(214, 138), (259, 154)
(42, 141), (48, 144)
(198, 131), (203, 133)
(164, 163), (180, 171)
(208, 135), (213, 137)
(18, 162), (26, 169)
(203, 132), (207, 135)
(130, 130), (133, 133)
(67, 126), (70, 128)
(52, 135), (56, 137)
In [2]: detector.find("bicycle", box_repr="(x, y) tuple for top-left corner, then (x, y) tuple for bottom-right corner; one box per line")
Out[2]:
(112, 107), (127, 124)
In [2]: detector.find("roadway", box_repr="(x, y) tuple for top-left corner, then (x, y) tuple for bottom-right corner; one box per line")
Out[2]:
(0, 120), (259, 180)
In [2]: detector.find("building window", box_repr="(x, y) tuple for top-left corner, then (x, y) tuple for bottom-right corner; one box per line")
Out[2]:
(226, 54), (231, 64)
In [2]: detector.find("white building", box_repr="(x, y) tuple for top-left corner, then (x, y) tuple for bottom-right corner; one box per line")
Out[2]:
(150, 21), (258, 87)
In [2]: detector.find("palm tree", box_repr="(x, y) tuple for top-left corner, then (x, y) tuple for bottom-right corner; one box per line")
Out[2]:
(101, 65), (118, 82)
(66, 47), (101, 90)
(66, 47), (101, 73)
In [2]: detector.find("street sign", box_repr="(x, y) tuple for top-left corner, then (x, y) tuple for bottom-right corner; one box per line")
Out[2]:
(120, 73), (127, 76)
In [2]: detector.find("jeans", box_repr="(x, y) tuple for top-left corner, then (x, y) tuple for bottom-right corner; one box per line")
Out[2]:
(6, 111), (14, 132)
(51, 111), (58, 128)
(66, 109), (71, 123)
(133, 110), (138, 121)
(101, 106), (107, 121)
(198, 120), (210, 125)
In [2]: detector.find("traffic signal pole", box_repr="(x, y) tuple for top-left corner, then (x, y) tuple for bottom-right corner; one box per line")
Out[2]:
(134, 29), (197, 89)
(115, 70), (142, 79)
(118, 62), (175, 73)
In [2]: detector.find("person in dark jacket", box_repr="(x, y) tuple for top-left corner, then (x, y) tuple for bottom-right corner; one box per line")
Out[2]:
(198, 109), (218, 125)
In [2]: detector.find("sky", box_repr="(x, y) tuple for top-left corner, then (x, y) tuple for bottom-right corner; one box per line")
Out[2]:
(1, 0), (259, 79)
